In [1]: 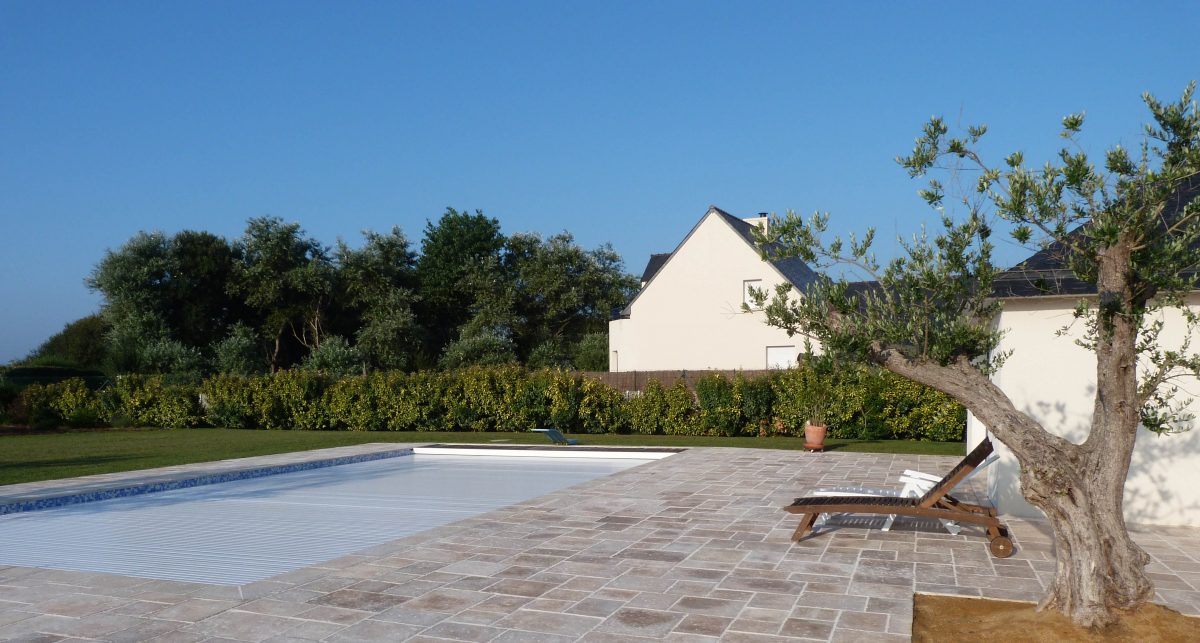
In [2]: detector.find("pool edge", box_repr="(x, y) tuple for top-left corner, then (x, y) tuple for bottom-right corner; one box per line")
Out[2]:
(0, 447), (414, 516)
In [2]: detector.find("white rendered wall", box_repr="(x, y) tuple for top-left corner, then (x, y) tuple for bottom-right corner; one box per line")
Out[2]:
(976, 295), (1200, 527)
(609, 211), (804, 371)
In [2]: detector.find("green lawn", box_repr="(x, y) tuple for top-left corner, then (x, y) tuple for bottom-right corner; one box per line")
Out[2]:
(0, 428), (965, 486)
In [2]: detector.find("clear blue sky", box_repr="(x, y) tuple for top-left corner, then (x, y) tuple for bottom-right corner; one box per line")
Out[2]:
(2, 1), (1197, 363)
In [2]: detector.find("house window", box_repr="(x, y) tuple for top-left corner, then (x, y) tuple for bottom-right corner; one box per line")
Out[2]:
(743, 279), (763, 309)
(766, 346), (797, 369)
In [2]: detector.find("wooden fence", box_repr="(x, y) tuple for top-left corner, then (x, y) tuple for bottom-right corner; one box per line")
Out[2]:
(577, 370), (773, 393)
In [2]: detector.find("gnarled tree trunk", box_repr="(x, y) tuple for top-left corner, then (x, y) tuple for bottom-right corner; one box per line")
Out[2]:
(1023, 235), (1154, 625)
(877, 344), (1153, 627)
(1021, 447), (1152, 625)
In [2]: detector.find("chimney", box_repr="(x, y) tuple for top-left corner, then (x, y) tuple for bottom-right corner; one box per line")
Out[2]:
(743, 212), (769, 233)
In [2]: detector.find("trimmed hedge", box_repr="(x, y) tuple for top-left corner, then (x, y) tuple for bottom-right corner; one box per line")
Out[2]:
(5, 365), (965, 441)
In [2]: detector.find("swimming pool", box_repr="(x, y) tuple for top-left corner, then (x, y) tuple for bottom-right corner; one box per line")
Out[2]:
(0, 452), (660, 585)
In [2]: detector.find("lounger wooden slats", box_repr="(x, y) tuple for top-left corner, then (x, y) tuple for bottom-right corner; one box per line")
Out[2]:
(785, 439), (1015, 558)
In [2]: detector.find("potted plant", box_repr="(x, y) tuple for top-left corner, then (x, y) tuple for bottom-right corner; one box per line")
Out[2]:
(798, 354), (835, 451)
(802, 396), (832, 450)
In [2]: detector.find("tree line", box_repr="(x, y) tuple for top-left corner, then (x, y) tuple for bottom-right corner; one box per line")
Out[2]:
(25, 208), (638, 375)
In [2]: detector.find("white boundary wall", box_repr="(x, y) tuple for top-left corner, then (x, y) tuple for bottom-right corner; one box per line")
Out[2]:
(968, 294), (1200, 527)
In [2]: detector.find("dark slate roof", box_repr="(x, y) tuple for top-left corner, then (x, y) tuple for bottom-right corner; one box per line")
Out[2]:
(640, 253), (671, 283)
(994, 173), (1200, 298)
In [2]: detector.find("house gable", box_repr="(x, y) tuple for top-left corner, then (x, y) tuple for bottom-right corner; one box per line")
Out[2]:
(609, 206), (814, 371)
(622, 206), (816, 317)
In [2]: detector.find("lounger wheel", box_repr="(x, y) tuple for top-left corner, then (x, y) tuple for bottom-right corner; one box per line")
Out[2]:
(989, 535), (1014, 558)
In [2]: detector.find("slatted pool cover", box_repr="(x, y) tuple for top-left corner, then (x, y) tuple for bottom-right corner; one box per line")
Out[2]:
(0, 454), (652, 585)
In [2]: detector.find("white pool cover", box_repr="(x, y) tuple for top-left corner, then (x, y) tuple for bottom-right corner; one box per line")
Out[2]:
(0, 454), (653, 585)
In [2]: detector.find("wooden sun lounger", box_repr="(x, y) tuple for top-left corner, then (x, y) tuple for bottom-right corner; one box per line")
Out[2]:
(808, 451), (1001, 535)
(784, 439), (1015, 558)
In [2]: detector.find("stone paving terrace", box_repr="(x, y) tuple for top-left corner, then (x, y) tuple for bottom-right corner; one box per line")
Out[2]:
(0, 444), (1198, 642)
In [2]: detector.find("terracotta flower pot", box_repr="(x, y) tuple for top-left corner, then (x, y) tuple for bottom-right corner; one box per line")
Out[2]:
(804, 422), (828, 450)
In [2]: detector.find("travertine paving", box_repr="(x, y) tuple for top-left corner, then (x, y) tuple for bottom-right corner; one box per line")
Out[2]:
(0, 444), (1197, 642)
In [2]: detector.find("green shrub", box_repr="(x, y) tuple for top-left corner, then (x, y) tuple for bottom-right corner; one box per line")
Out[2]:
(360, 371), (415, 431)
(735, 373), (775, 436)
(771, 368), (808, 436)
(1, 363), (964, 440)
(200, 374), (256, 429)
(146, 383), (202, 428)
(512, 370), (555, 430)
(102, 375), (200, 428)
(22, 314), (109, 370)
(695, 374), (741, 436)
(878, 372), (965, 441)
(833, 365), (888, 440)
(527, 338), (572, 369)
(250, 370), (331, 430)
(2, 365), (107, 390)
(663, 380), (699, 435)
(102, 375), (156, 427)
(439, 331), (517, 370)
(625, 380), (669, 435)
(49, 378), (107, 427)
(439, 369), (473, 430)
(17, 383), (61, 430)
(0, 379), (17, 425)
(400, 370), (449, 431)
(322, 376), (377, 431)
(578, 378), (626, 434)
(449, 366), (524, 431)
(545, 370), (584, 431)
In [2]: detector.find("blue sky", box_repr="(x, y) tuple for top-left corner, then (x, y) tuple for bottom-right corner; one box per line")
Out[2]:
(1, 1), (1197, 362)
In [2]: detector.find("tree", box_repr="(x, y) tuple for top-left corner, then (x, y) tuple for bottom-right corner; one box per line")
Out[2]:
(756, 85), (1200, 627)
(300, 335), (363, 377)
(210, 323), (265, 375)
(88, 231), (174, 367)
(137, 337), (204, 379)
(414, 208), (506, 359)
(500, 232), (638, 362)
(438, 329), (518, 369)
(572, 332), (610, 371)
(165, 230), (241, 348)
(334, 228), (420, 371)
(25, 314), (109, 369)
(230, 217), (334, 371)
(87, 229), (240, 372)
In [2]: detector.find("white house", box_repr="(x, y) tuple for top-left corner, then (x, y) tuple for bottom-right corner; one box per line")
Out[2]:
(608, 206), (819, 371)
(968, 233), (1200, 528)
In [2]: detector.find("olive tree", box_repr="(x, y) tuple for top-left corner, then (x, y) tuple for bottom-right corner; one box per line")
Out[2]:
(756, 85), (1200, 627)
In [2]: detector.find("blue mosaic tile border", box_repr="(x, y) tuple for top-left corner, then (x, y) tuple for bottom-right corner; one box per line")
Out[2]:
(0, 448), (413, 516)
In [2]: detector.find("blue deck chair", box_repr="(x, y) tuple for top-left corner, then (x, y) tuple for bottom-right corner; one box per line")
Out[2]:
(532, 428), (579, 445)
